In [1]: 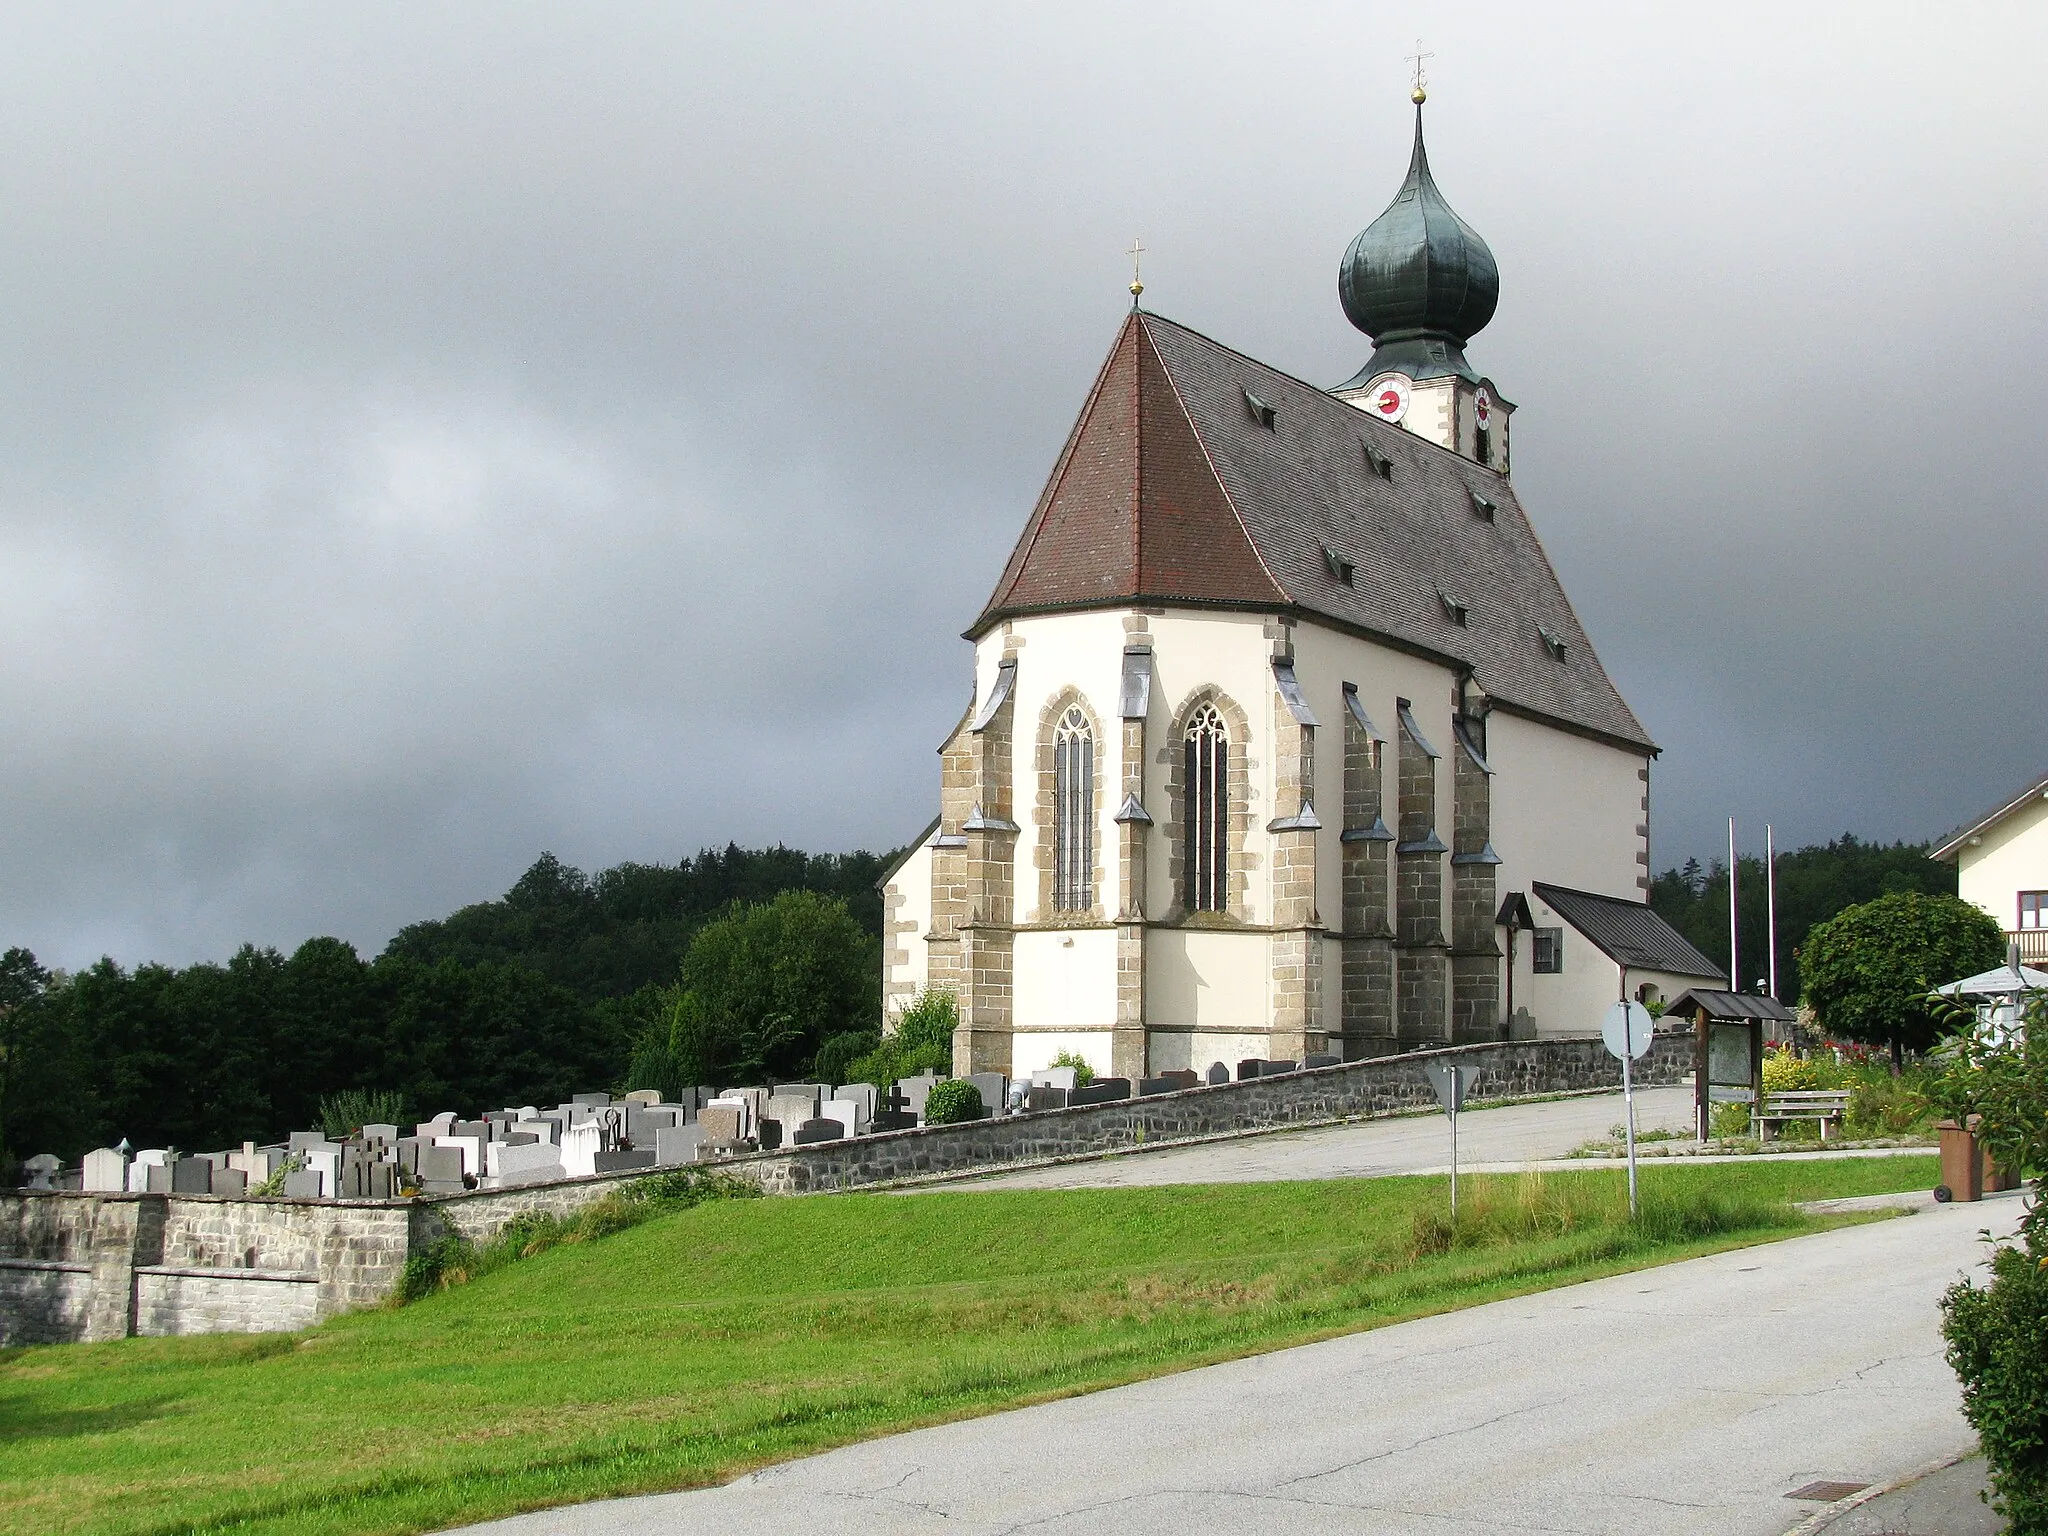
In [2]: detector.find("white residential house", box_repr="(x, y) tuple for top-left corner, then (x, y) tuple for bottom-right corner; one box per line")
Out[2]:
(1932, 768), (2048, 966)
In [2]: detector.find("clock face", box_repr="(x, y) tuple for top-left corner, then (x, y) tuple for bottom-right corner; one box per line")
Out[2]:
(1474, 386), (1494, 429)
(1367, 372), (1412, 424)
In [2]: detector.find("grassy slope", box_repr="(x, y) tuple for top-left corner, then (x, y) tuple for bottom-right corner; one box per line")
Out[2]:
(0, 1157), (1937, 1536)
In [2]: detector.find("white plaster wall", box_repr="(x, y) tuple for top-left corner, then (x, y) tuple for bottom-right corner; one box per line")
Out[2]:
(1486, 710), (1646, 902)
(1142, 610), (1284, 924)
(1957, 790), (2048, 928)
(1147, 1032), (1273, 1077)
(1147, 928), (1269, 1030)
(981, 611), (1130, 922)
(1523, 912), (1625, 1038)
(1012, 927), (1118, 1032)
(883, 834), (934, 1024)
(1011, 1031), (1114, 1082)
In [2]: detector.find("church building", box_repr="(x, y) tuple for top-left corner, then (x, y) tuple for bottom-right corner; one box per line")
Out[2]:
(880, 96), (1723, 1082)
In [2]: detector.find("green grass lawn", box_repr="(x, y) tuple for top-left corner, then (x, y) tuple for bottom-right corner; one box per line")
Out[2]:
(1, 1156), (1937, 1536)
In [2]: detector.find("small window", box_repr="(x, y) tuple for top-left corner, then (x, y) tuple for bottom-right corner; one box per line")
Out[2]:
(1475, 425), (1492, 467)
(1470, 488), (1496, 522)
(1320, 544), (1355, 586)
(1538, 627), (1567, 662)
(1363, 441), (1393, 480)
(1532, 927), (1564, 974)
(1436, 586), (1468, 627)
(2021, 891), (2048, 930)
(1243, 389), (1276, 429)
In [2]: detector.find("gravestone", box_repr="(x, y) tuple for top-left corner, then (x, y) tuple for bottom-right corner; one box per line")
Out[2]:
(289, 1129), (334, 1152)
(1206, 1062), (1232, 1085)
(1303, 1053), (1341, 1070)
(417, 1145), (465, 1189)
(773, 1082), (828, 1101)
(19, 1153), (60, 1189)
(361, 1122), (401, 1145)
(967, 1073), (1009, 1119)
(897, 1074), (941, 1122)
(1069, 1078), (1131, 1106)
(500, 1130), (539, 1147)
(1025, 1084), (1068, 1113)
(1033, 1066), (1079, 1091)
(558, 1123), (603, 1177)
(513, 1119), (557, 1145)
(820, 1099), (860, 1139)
(758, 1119), (784, 1152)
(128, 1150), (169, 1193)
(654, 1125), (702, 1166)
(210, 1165), (250, 1199)
(490, 1141), (565, 1184)
(283, 1169), (324, 1199)
(1258, 1060), (1298, 1077)
(1236, 1059), (1263, 1081)
(697, 1104), (744, 1147)
(1136, 1076), (1177, 1097)
(82, 1147), (129, 1192)
(433, 1136), (485, 1178)
(593, 1149), (656, 1174)
(366, 1163), (396, 1198)
(767, 1091), (821, 1139)
(792, 1118), (843, 1145)
(393, 1136), (427, 1175)
(1158, 1069), (1200, 1091)
(170, 1157), (213, 1194)
(452, 1119), (490, 1144)
(621, 1088), (663, 1106)
(832, 1083), (877, 1126)
(571, 1092), (612, 1106)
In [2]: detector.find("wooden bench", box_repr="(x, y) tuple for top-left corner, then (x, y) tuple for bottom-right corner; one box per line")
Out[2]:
(1754, 1089), (1851, 1142)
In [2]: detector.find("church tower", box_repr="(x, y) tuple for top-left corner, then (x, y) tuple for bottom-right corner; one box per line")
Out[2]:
(1332, 91), (1512, 474)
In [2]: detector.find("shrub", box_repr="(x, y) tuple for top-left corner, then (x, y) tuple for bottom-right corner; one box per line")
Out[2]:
(318, 1089), (409, 1139)
(1944, 1246), (2048, 1534)
(812, 1029), (880, 1086)
(1762, 1047), (1827, 1094)
(844, 988), (957, 1088)
(923, 1079), (984, 1126)
(1048, 1049), (1096, 1087)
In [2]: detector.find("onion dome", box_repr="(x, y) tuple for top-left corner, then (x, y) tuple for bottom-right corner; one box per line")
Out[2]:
(1337, 106), (1498, 387)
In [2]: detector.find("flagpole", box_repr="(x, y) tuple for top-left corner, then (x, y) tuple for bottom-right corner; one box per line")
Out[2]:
(1728, 817), (1740, 993)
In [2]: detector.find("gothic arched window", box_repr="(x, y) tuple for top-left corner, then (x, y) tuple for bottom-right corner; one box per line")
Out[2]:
(1053, 705), (1094, 911)
(1184, 703), (1229, 912)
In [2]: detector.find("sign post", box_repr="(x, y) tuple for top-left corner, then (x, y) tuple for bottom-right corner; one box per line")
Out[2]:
(1601, 1000), (1655, 1218)
(1423, 1060), (1471, 1223)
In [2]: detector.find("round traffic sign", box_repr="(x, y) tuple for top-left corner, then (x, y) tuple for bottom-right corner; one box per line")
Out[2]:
(1602, 1000), (1655, 1060)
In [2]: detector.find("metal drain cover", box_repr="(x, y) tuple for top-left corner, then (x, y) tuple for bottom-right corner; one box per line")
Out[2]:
(1786, 1481), (1869, 1502)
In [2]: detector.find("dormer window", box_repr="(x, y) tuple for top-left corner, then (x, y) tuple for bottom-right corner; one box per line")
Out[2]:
(1243, 389), (1277, 429)
(1320, 544), (1355, 587)
(1470, 489), (1497, 522)
(1362, 441), (1393, 480)
(1437, 586), (1468, 627)
(1538, 627), (1567, 661)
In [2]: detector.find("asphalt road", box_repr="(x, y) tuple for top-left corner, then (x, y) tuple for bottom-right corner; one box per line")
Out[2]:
(934, 1084), (1702, 1190)
(454, 1192), (2023, 1536)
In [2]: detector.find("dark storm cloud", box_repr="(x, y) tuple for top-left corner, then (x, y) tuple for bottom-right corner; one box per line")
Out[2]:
(2, 2), (2042, 967)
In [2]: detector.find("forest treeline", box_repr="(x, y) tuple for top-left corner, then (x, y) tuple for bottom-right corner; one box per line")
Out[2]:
(1646, 834), (1956, 1000)
(0, 845), (889, 1162)
(0, 833), (1956, 1165)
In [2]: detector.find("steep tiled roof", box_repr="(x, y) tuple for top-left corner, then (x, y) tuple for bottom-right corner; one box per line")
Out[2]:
(974, 310), (1652, 752)
(1533, 882), (1725, 979)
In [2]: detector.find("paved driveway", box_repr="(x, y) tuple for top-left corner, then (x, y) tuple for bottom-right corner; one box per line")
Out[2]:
(454, 1193), (2022, 1536)
(937, 1085), (1700, 1190)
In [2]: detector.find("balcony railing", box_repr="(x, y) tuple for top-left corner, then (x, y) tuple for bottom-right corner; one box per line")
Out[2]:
(2011, 929), (2048, 965)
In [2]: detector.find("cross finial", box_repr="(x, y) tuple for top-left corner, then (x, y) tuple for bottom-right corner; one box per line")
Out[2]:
(1407, 39), (1434, 104)
(1127, 235), (1146, 303)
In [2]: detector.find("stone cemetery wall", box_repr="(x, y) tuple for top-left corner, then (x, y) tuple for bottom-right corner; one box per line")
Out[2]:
(2, 1036), (1691, 1341)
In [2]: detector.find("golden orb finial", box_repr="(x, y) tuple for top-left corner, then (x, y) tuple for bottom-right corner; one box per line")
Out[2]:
(1411, 84), (1427, 104)
(1127, 235), (1146, 304)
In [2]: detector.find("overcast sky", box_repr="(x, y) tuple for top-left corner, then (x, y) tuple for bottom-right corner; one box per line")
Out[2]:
(3, 2), (2043, 970)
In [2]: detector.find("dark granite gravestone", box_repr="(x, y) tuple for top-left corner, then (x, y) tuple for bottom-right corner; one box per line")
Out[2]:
(1136, 1077), (1177, 1096)
(1259, 1060), (1299, 1077)
(791, 1118), (844, 1145)
(170, 1157), (213, 1194)
(593, 1149), (656, 1174)
(1237, 1059), (1263, 1081)
(758, 1120), (784, 1152)
(1025, 1085), (1068, 1113)
(283, 1169), (324, 1199)
(1303, 1053), (1341, 1069)
(1069, 1078), (1131, 1106)
(1159, 1069), (1201, 1091)
(1207, 1062), (1232, 1085)
(209, 1166), (248, 1199)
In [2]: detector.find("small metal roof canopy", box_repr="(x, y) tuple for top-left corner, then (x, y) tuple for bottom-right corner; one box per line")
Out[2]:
(1936, 964), (2048, 998)
(1663, 989), (1798, 1024)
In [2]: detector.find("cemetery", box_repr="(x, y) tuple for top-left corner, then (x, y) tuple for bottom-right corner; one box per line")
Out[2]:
(0, 1035), (1698, 1346)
